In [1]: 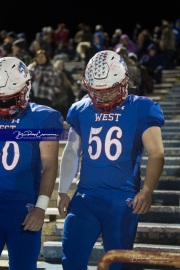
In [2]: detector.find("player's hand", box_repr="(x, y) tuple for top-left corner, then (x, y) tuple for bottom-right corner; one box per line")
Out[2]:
(57, 193), (70, 218)
(132, 189), (152, 214)
(22, 207), (45, 231)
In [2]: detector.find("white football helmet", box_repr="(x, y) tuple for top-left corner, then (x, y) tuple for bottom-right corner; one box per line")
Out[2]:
(0, 57), (31, 119)
(83, 50), (129, 112)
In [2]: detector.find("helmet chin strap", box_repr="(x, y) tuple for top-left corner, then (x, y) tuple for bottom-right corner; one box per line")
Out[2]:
(0, 95), (14, 104)
(89, 86), (127, 113)
(0, 99), (27, 120)
(95, 100), (125, 113)
(0, 106), (20, 120)
(0, 85), (29, 120)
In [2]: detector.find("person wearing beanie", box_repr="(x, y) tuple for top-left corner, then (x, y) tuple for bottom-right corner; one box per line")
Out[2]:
(12, 38), (32, 66)
(139, 43), (165, 84)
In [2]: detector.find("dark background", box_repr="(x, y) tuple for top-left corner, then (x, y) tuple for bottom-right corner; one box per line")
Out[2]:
(1, 0), (180, 43)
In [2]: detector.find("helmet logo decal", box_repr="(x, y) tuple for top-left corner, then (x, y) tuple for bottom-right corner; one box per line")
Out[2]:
(17, 62), (29, 78)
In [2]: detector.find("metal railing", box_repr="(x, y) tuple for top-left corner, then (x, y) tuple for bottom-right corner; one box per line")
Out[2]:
(97, 250), (180, 270)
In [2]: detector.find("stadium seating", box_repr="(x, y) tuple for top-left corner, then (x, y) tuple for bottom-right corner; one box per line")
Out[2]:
(1, 65), (180, 270)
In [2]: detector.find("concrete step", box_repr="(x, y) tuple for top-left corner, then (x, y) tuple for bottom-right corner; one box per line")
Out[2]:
(152, 190), (180, 206)
(165, 72), (180, 79)
(0, 252), (80, 270)
(0, 250), (8, 260)
(166, 94), (180, 100)
(0, 259), (97, 270)
(162, 77), (178, 83)
(43, 240), (180, 265)
(162, 69), (180, 75)
(142, 147), (180, 156)
(136, 222), (180, 244)
(162, 73), (180, 80)
(45, 208), (61, 222)
(52, 222), (180, 245)
(160, 99), (180, 104)
(164, 113), (180, 120)
(141, 164), (180, 176)
(139, 205), (180, 223)
(141, 156), (180, 166)
(161, 127), (180, 132)
(169, 84), (180, 92)
(153, 89), (169, 95)
(160, 102), (180, 108)
(161, 148), (180, 156)
(141, 160), (180, 177)
(171, 82), (180, 92)
(167, 92), (180, 98)
(133, 243), (180, 253)
(169, 89), (180, 94)
(147, 95), (163, 102)
(163, 119), (180, 126)
(152, 176), (180, 190)
(163, 140), (180, 147)
(41, 221), (180, 247)
(154, 83), (173, 89)
(161, 108), (180, 115)
(43, 241), (103, 264)
(44, 219), (179, 235)
(162, 109), (180, 116)
(162, 132), (180, 140)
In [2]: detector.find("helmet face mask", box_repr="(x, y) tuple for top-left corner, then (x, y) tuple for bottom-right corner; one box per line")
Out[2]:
(0, 85), (30, 119)
(0, 57), (31, 120)
(83, 50), (129, 113)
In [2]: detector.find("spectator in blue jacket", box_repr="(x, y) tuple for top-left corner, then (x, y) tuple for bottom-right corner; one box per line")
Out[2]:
(139, 43), (165, 84)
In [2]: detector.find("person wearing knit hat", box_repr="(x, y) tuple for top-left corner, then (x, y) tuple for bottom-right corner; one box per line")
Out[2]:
(12, 38), (32, 66)
(2, 42), (13, 56)
(13, 38), (27, 50)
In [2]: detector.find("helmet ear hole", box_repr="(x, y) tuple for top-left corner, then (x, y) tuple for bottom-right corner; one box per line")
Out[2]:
(84, 50), (129, 112)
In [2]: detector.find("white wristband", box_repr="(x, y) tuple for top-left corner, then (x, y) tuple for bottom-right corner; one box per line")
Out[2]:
(35, 195), (50, 211)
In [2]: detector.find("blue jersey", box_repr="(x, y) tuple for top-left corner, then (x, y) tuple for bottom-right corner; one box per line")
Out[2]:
(67, 95), (165, 192)
(0, 103), (63, 200)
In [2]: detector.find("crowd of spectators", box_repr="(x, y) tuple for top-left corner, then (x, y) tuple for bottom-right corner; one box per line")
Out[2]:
(0, 18), (180, 118)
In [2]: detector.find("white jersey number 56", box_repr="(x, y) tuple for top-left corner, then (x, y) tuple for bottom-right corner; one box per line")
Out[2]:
(88, 126), (122, 161)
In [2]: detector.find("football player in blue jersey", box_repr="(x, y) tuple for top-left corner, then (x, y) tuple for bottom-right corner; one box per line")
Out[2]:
(0, 57), (64, 270)
(57, 50), (165, 270)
